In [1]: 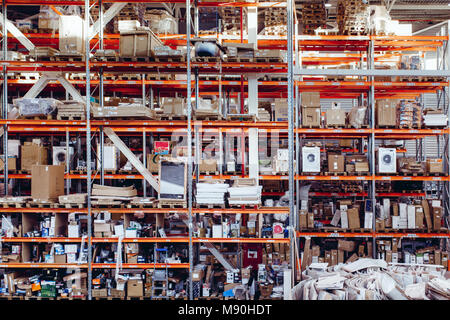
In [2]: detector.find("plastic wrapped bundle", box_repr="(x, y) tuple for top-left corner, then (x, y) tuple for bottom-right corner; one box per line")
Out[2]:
(13, 98), (61, 117)
(348, 105), (367, 128)
(195, 42), (219, 57)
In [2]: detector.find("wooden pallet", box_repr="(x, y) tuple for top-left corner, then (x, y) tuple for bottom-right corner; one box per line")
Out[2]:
(57, 115), (86, 121)
(51, 55), (85, 62)
(156, 115), (187, 121)
(158, 201), (187, 208)
(53, 203), (85, 209)
(19, 114), (54, 120)
(26, 201), (54, 208)
(193, 56), (222, 63)
(224, 57), (254, 63)
(154, 56), (186, 62)
(193, 114), (223, 121)
(126, 203), (157, 209)
(228, 204), (260, 209)
(120, 56), (151, 62)
(195, 204), (226, 209)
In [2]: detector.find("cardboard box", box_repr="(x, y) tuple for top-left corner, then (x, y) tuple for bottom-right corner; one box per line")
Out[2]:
(355, 161), (369, 172)
(302, 106), (321, 127)
(198, 159), (217, 173)
(21, 143), (48, 171)
(54, 254), (66, 264)
(0, 156), (17, 171)
(127, 279), (143, 297)
(31, 165), (65, 201)
(307, 212), (314, 228)
(94, 221), (112, 233)
(376, 99), (397, 126)
(274, 99), (288, 122)
(311, 245), (320, 257)
(325, 109), (346, 127)
(415, 207), (424, 229)
(338, 250), (344, 264)
(302, 92), (320, 107)
(92, 288), (108, 298)
(331, 250), (338, 266)
(426, 159), (443, 174)
(299, 211), (307, 228)
(432, 207), (442, 231)
(328, 155), (344, 172)
(338, 240), (356, 252)
(147, 154), (161, 173)
(347, 208), (360, 229)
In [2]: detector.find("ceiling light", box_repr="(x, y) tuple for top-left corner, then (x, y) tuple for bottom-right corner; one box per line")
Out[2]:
(325, 3), (332, 7)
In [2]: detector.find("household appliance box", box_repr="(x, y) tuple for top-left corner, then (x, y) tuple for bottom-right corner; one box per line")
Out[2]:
(96, 145), (119, 171)
(302, 146), (321, 173)
(31, 165), (65, 201)
(52, 146), (74, 166)
(59, 15), (85, 54)
(378, 148), (396, 173)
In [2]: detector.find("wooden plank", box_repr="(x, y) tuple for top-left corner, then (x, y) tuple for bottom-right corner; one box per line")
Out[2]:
(104, 127), (160, 191)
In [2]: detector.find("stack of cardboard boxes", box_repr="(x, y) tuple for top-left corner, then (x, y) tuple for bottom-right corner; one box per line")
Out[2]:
(301, 92), (321, 127)
(377, 238), (448, 268)
(376, 199), (444, 232)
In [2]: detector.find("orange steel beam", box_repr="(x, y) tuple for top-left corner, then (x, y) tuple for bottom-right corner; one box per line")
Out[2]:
(49, 5), (63, 15)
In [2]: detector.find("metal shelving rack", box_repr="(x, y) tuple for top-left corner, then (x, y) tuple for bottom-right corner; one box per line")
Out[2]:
(0, 0), (449, 300)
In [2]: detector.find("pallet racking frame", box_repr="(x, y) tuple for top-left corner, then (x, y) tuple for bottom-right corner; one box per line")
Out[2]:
(0, 0), (448, 300)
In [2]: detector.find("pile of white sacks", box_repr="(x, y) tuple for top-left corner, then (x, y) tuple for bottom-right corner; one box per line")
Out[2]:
(291, 258), (450, 300)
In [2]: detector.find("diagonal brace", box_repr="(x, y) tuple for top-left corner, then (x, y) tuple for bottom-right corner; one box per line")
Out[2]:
(0, 13), (35, 51)
(89, 3), (128, 40)
(104, 127), (160, 191)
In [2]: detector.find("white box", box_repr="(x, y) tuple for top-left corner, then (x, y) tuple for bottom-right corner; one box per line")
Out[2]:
(277, 149), (288, 161)
(125, 229), (137, 238)
(68, 224), (79, 238)
(392, 216), (400, 229)
(364, 212), (373, 229)
(114, 225), (124, 237)
(417, 255), (424, 264)
(399, 203), (407, 219)
(53, 146), (74, 166)
(59, 15), (85, 54)
(404, 252), (411, 264)
(272, 222), (284, 238)
(302, 146), (321, 173)
(97, 145), (119, 170)
(382, 198), (390, 219)
(407, 205), (416, 229)
(118, 20), (140, 32)
(411, 255), (416, 264)
(340, 210), (348, 229)
(222, 222), (229, 238)
(226, 161), (235, 172)
(212, 225), (222, 238)
(226, 271), (234, 283)
(67, 253), (77, 263)
(8, 140), (20, 157)
(202, 285), (210, 297)
(392, 252), (398, 263)
(64, 244), (78, 254)
(431, 200), (441, 207)
(301, 200), (308, 210)
(378, 148), (396, 173)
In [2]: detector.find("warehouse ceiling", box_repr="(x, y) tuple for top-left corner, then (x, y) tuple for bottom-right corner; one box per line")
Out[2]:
(5, 1), (450, 35)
